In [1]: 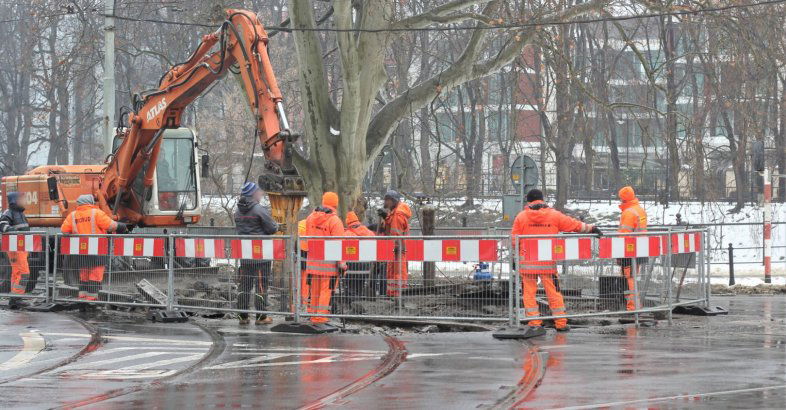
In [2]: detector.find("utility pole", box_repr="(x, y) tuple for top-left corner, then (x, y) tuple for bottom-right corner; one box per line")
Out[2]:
(102, 0), (116, 156)
(763, 166), (772, 284)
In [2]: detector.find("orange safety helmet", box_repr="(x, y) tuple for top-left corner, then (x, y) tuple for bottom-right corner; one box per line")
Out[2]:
(618, 186), (636, 202)
(345, 211), (360, 226)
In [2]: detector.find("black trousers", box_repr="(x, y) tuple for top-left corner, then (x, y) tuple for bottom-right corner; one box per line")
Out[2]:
(236, 260), (271, 318)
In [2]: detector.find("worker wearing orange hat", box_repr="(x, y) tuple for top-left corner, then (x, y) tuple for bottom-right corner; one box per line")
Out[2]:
(378, 190), (411, 297)
(304, 192), (345, 323)
(344, 211), (375, 296)
(345, 212), (375, 237)
(617, 186), (648, 311)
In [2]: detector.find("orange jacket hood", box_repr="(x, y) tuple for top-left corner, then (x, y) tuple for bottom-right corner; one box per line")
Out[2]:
(619, 198), (640, 211)
(392, 202), (412, 218)
(521, 200), (551, 223)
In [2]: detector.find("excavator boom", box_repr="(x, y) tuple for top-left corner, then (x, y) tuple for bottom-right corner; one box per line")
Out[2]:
(1, 9), (304, 228)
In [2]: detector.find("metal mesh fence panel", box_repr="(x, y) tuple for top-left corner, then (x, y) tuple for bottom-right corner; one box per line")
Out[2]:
(171, 235), (294, 318)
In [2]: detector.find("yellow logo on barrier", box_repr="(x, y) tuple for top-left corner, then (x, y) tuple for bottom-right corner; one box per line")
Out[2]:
(17, 239), (24, 248)
(197, 243), (204, 252)
(626, 243), (635, 252)
(80, 242), (87, 250)
(253, 245), (262, 254)
(345, 246), (357, 255)
(135, 243), (143, 252)
(446, 246), (457, 255)
(554, 244), (564, 254)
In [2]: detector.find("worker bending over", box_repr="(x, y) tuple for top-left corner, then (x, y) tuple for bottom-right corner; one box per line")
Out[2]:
(60, 195), (126, 301)
(234, 182), (279, 325)
(304, 192), (345, 323)
(1, 192), (31, 308)
(617, 186), (648, 311)
(511, 189), (602, 331)
(378, 190), (411, 297)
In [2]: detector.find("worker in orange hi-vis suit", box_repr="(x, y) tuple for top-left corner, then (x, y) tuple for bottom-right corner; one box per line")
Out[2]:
(60, 195), (127, 301)
(511, 189), (602, 332)
(1, 192), (31, 309)
(304, 193), (345, 323)
(345, 211), (375, 237)
(617, 186), (648, 311)
(378, 190), (411, 297)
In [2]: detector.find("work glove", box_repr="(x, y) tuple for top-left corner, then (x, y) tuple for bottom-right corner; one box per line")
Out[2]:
(590, 226), (603, 237)
(377, 208), (389, 218)
(115, 222), (129, 234)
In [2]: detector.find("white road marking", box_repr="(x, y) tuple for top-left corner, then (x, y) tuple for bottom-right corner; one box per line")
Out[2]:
(550, 384), (786, 410)
(0, 332), (46, 371)
(43, 333), (212, 346)
(60, 351), (174, 369)
(120, 353), (204, 370)
(90, 346), (209, 356)
(204, 353), (294, 369)
(232, 345), (386, 354)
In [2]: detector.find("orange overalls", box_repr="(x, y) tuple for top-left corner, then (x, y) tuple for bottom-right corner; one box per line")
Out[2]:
(618, 198), (648, 311)
(304, 208), (344, 323)
(61, 205), (117, 301)
(511, 200), (594, 328)
(383, 203), (411, 297)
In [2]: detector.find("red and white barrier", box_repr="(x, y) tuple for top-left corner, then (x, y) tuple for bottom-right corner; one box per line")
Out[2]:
(1, 234), (43, 252)
(175, 238), (226, 258)
(598, 236), (662, 259)
(520, 237), (592, 262)
(666, 232), (701, 254)
(307, 239), (395, 261)
(405, 239), (498, 262)
(113, 237), (166, 257)
(230, 239), (287, 260)
(60, 236), (109, 255)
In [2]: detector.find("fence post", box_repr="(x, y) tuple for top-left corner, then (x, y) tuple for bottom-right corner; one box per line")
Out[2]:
(167, 233), (175, 310)
(107, 234), (114, 295)
(52, 234), (60, 302)
(42, 232), (50, 303)
(632, 256), (640, 328)
(293, 235), (301, 323)
(508, 237), (517, 327)
(727, 243), (735, 286)
(513, 236), (522, 327)
(666, 229), (673, 325)
(702, 230), (710, 308)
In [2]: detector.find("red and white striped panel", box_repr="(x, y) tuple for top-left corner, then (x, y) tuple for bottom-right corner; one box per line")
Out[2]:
(666, 232), (702, 254)
(113, 237), (165, 257)
(598, 236), (662, 259)
(1, 234), (43, 252)
(405, 239), (498, 262)
(307, 239), (395, 261)
(520, 238), (592, 262)
(175, 238), (226, 258)
(230, 239), (286, 260)
(60, 236), (109, 255)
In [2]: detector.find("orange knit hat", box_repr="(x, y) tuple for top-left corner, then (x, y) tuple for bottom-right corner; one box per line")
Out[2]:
(322, 192), (339, 208)
(345, 211), (360, 226)
(618, 186), (636, 202)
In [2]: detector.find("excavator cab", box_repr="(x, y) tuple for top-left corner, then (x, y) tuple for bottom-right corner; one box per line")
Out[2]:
(115, 127), (203, 225)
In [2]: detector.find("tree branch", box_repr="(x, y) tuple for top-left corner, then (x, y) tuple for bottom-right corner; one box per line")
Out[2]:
(394, 0), (493, 30)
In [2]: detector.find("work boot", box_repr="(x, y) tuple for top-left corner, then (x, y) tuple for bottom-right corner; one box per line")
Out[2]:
(8, 298), (24, 310)
(255, 315), (273, 325)
(238, 314), (250, 325)
(556, 324), (571, 332)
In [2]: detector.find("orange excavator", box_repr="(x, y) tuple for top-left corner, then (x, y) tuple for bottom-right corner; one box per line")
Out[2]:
(0, 9), (304, 229)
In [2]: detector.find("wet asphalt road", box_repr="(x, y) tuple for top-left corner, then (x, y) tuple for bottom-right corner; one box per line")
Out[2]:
(0, 296), (784, 409)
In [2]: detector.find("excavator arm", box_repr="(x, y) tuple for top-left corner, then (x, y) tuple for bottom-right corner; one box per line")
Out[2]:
(102, 9), (304, 224)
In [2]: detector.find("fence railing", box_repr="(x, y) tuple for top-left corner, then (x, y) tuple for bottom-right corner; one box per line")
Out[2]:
(2, 229), (709, 326)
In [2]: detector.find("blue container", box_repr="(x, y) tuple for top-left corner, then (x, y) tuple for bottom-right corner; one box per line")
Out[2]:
(473, 262), (493, 281)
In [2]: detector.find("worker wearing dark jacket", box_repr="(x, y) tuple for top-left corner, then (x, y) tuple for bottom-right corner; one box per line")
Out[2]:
(234, 182), (279, 325)
(1, 192), (31, 307)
